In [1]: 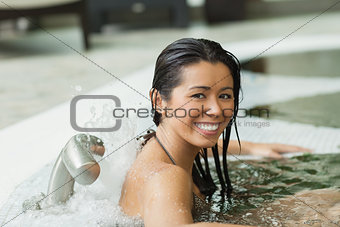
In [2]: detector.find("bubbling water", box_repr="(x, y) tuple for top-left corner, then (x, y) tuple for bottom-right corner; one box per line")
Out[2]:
(2, 102), (147, 226)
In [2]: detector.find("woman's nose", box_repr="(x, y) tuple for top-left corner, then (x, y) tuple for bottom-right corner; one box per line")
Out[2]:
(204, 99), (223, 117)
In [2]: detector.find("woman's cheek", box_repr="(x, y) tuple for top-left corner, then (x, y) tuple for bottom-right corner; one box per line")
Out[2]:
(222, 109), (233, 119)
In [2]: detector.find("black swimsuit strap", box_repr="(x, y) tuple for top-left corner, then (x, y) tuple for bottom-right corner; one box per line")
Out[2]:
(155, 135), (206, 202)
(154, 135), (177, 165)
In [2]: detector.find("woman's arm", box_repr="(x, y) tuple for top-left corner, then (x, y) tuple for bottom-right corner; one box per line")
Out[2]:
(207, 139), (312, 158)
(143, 165), (250, 227)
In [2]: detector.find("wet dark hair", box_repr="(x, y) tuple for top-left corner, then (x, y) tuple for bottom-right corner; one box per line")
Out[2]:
(149, 38), (241, 198)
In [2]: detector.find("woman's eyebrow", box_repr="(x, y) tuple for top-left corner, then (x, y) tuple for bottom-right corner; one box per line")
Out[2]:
(220, 86), (233, 91)
(189, 86), (233, 91)
(189, 86), (210, 90)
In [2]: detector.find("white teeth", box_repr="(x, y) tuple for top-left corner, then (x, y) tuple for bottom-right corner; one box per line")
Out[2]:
(195, 123), (219, 131)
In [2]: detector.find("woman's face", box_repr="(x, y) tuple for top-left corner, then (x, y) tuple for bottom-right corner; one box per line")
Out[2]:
(160, 60), (234, 148)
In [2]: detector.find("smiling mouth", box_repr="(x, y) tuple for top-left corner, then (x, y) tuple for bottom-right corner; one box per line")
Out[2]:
(194, 122), (220, 131)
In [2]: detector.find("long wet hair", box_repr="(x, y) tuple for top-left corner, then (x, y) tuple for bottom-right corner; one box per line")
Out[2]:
(147, 38), (241, 199)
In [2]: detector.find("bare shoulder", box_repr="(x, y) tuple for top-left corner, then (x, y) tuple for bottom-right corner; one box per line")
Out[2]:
(120, 153), (192, 216)
(144, 164), (192, 191)
(142, 165), (194, 226)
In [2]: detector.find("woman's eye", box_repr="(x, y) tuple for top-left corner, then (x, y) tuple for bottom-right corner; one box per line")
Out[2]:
(191, 93), (205, 99)
(220, 94), (233, 99)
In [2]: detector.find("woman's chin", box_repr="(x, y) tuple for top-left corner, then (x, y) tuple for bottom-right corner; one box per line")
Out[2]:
(192, 131), (223, 148)
(194, 139), (219, 149)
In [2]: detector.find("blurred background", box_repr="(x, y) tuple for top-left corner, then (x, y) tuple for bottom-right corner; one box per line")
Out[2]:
(1, 0), (340, 129)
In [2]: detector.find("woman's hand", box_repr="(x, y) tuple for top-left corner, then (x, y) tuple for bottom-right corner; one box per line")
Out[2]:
(239, 141), (313, 159)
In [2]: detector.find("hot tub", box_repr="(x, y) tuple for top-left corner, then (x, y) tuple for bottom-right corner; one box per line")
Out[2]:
(1, 35), (340, 226)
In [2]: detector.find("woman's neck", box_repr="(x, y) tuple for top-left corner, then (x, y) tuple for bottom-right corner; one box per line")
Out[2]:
(155, 124), (200, 173)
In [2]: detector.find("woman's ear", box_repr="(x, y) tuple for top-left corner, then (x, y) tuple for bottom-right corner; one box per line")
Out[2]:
(150, 88), (165, 114)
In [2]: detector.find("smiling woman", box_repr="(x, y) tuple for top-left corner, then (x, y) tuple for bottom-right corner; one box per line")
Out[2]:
(118, 38), (243, 227)
(118, 38), (309, 227)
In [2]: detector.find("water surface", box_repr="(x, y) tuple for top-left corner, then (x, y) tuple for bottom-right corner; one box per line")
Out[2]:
(249, 91), (340, 128)
(202, 153), (340, 226)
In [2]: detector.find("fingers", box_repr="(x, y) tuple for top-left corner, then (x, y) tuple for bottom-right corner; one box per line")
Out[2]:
(272, 143), (313, 153)
(90, 145), (105, 156)
(267, 151), (284, 159)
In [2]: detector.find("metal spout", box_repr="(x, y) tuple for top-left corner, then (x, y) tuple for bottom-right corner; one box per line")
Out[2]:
(46, 134), (105, 205)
